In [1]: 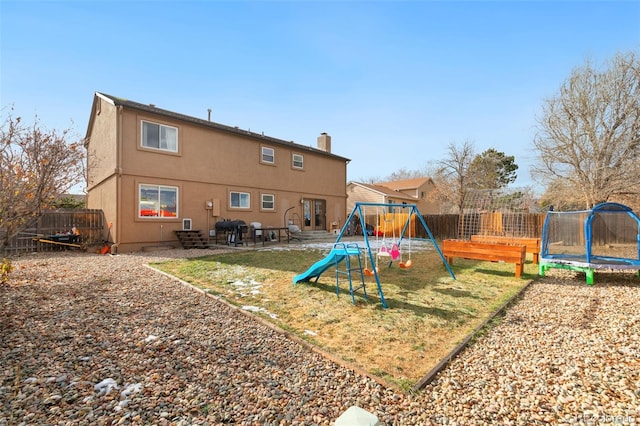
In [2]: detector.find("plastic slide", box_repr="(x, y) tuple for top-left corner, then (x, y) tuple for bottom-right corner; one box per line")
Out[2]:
(293, 246), (360, 284)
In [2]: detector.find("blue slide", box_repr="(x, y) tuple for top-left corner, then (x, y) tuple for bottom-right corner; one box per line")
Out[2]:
(293, 245), (361, 284)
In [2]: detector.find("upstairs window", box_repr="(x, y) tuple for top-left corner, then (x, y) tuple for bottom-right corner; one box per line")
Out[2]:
(292, 153), (304, 169)
(139, 184), (178, 218)
(261, 146), (275, 164)
(230, 191), (250, 209)
(142, 120), (178, 152)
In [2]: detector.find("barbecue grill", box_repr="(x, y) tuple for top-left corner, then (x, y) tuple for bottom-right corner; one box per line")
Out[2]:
(214, 220), (248, 246)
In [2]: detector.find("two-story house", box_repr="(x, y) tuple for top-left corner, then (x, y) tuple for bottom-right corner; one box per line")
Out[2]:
(346, 182), (416, 214)
(85, 92), (350, 253)
(347, 177), (441, 215)
(375, 177), (440, 214)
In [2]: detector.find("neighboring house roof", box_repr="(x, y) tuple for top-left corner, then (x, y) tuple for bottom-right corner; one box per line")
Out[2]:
(375, 177), (433, 191)
(86, 92), (350, 162)
(348, 182), (416, 201)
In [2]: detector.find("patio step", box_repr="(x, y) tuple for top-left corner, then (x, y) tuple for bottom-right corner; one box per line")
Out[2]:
(174, 230), (210, 249)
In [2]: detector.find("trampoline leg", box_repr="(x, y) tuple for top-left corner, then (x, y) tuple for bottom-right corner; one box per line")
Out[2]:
(539, 264), (547, 277)
(586, 269), (594, 285)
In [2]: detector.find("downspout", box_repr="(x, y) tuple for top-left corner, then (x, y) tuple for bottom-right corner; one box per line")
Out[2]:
(111, 105), (124, 254)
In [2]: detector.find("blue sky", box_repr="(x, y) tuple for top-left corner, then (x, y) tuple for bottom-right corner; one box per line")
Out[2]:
(1, 0), (639, 192)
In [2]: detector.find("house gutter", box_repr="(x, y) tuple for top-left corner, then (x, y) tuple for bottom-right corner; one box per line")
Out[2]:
(111, 105), (124, 254)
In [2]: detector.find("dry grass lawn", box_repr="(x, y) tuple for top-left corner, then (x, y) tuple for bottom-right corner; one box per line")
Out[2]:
(153, 243), (534, 391)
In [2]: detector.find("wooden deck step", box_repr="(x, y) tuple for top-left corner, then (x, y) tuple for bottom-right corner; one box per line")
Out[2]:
(174, 230), (209, 249)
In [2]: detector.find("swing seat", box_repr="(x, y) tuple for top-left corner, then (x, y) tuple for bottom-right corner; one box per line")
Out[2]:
(390, 243), (401, 261)
(378, 245), (390, 257)
(363, 267), (379, 276)
(399, 259), (413, 269)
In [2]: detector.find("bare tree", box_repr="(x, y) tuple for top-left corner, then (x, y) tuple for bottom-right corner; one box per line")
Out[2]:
(357, 167), (429, 185)
(537, 177), (585, 211)
(0, 109), (86, 251)
(356, 175), (383, 184)
(532, 51), (640, 209)
(381, 167), (428, 182)
(432, 140), (476, 213)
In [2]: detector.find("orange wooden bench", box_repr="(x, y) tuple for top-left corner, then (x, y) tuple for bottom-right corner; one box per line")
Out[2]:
(470, 235), (541, 264)
(442, 239), (527, 278)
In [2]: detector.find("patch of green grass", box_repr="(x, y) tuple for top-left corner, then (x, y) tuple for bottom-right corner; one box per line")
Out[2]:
(153, 247), (534, 390)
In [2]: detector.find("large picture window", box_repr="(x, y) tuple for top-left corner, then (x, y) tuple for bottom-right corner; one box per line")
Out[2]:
(142, 120), (178, 152)
(139, 184), (178, 218)
(230, 191), (250, 209)
(261, 193), (275, 210)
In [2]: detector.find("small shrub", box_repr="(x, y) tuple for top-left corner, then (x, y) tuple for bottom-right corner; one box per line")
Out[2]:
(1, 258), (14, 284)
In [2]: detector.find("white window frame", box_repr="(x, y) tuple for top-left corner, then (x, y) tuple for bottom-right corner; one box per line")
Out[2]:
(261, 146), (275, 164)
(141, 120), (178, 152)
(138, 184), (179, 218)
(292, 153), (304, 169)
(230, 191), (250, 209)
(261, 193), (275, 210)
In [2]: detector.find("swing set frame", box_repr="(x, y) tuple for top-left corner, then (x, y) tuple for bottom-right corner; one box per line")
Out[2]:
(335, 202), (456, 307)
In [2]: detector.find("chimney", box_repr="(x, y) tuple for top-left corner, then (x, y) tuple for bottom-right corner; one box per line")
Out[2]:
(317, 132), (331, 153)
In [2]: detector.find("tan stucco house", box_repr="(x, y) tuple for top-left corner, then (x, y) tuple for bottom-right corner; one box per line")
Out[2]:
(346, 182), (415, 213)
(347, 177), (441, 215)
(85, 92), (349, 253)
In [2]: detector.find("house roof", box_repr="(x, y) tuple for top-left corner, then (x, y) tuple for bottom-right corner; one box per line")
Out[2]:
(348, 182), (416, 201)
(375, 177), (433, 191)
(87, 92), (350, 162)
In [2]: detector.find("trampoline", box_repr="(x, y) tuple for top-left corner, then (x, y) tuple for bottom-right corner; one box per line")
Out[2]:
(539, 202), (640, 284)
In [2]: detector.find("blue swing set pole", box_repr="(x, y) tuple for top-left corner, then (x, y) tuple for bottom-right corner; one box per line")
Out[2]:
(380, 203), (456, 280)
(413, 206), (456, 279)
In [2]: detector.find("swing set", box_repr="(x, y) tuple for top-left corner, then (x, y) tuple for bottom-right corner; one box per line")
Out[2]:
(294, 202), (455, 309)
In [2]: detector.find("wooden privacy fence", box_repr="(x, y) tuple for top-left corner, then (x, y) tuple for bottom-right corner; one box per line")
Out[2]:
(365, 213), (547, 241)
(420, 215), (461, 240)
(419, 212), (639, 246)
(3, 209), (105, 255)
(3, 210), (637, 255)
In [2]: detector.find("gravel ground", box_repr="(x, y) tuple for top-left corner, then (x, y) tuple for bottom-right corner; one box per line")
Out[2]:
(1, 248), (639, 425)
